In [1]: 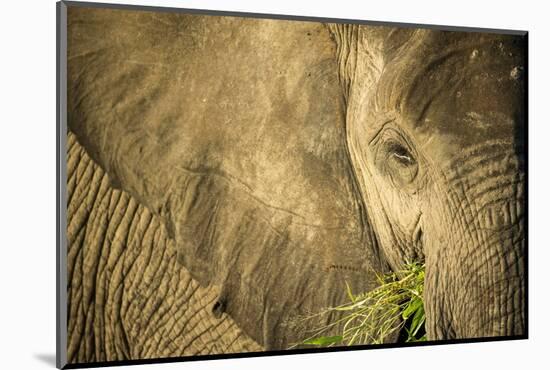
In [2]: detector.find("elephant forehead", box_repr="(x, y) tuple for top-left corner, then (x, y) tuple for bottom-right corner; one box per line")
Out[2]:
(372, 30), (525, 158)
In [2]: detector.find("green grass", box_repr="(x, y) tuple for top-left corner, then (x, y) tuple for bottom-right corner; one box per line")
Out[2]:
(291, 262), (427, 348)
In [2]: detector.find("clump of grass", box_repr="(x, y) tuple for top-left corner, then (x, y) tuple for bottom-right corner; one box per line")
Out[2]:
(292, 262), (426, 348)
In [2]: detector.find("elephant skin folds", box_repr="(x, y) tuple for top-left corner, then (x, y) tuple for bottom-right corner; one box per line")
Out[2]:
(67, 132), (262, 362)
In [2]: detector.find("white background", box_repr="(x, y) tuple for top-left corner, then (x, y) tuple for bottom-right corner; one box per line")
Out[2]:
(0, 0), (547, 368)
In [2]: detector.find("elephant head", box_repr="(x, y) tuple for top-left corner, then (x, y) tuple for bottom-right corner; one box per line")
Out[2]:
(332, 25), (526, 339)
(65, 5), (526, 356)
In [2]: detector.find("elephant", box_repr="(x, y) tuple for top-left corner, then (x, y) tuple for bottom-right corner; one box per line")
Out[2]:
(63, 4), (526, 365)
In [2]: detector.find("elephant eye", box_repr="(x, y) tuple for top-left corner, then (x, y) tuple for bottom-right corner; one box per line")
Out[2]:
(389, 143), (415, 166)
(377, 138), (419, 186)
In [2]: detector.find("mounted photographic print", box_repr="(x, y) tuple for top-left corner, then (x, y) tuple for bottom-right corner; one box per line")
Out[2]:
(56, 1), (528, 368)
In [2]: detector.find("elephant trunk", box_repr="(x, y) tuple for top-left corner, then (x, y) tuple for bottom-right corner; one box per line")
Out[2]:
(423, 151), (525, 339)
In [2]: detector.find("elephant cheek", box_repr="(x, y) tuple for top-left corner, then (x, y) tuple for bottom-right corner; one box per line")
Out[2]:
(423, 196), (525, 340)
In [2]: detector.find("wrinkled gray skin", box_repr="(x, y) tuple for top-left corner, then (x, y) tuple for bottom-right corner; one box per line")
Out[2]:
(66, 6), (525, 363)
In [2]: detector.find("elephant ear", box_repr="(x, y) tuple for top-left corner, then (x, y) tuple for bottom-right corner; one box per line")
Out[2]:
(67, 6), (386, 349)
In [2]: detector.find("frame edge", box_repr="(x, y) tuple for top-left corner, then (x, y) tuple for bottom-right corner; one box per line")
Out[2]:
(56, 1), (68, 369)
